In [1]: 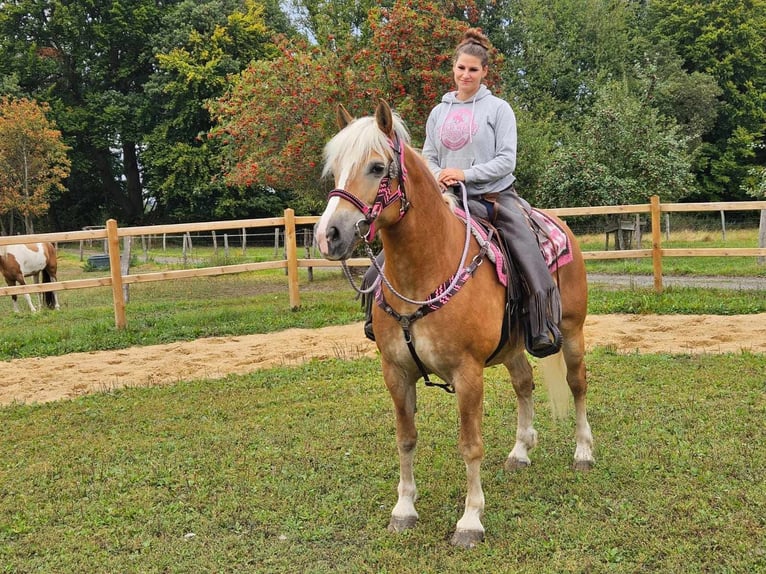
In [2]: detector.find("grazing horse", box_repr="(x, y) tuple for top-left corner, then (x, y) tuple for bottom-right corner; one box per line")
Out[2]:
(0, 242), (60, 312)
(315, 100), (594, 548)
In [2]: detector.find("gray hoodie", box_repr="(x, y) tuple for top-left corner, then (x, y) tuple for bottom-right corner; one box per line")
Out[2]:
(422, 84), (517, 198)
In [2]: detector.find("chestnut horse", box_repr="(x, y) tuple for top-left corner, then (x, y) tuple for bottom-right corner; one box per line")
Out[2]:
(315, 100), (593, 548)
(0, 242), (60, 312)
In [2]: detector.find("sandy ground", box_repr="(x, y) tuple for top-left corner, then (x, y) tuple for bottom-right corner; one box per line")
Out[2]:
(2, 314), (765, 406)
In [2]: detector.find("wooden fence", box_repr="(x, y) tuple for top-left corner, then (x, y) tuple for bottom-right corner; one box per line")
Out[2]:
(1, 196), (765, 329)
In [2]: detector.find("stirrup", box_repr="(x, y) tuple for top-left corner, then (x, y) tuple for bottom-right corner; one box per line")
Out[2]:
(525, 320), (562, 358)
(363, 320), (375, 342)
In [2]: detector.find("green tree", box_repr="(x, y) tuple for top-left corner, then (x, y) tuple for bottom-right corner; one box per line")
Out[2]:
(536, 83), (695, 208)
(142, 0), (285, 222)
(0, 97), (70, 234)
(498, 0), (638, 120)
(647, 0), (766, 200)
(0, 0), (179, 227)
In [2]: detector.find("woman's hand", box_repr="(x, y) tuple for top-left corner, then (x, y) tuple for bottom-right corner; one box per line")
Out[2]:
(438, 168), (465, 188)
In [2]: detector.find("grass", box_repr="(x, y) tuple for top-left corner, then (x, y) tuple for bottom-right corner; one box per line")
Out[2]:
(579, 227), (766, 277)
(0, 245), (764, 360)
(1, 232), (764, 571)
(0, 353), (764, 572)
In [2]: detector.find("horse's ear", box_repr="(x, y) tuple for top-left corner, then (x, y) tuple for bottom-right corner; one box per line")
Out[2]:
(337, 105), (354, 129)
(375, 99), (395, 138)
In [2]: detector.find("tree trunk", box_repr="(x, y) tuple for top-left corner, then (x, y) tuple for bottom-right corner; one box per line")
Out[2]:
(122, 141), (144, 223)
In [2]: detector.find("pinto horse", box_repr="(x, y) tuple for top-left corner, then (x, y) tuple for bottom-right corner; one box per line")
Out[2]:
(0, 242), (60, 312)
(315, 100), (594, 548)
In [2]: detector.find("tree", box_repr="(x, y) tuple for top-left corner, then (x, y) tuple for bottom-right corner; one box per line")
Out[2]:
(141, 0), (285, 222)
(210, 0), (482, 210)
(535, 83), (695, 208)
(0, 0), (186, 227)
(647, 0), (766, 200)
(0, 97), (70, 234)
(498, 0), (639, 120)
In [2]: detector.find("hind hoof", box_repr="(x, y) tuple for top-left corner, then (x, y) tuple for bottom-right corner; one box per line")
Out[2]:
(451, 529), (484, 549)
(573, 459), (595, 471)
(504, 457), (530, 471)
(388, 515), (417, 533)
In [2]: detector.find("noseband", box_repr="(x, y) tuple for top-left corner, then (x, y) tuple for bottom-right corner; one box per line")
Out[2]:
(327, 135), (410, 243)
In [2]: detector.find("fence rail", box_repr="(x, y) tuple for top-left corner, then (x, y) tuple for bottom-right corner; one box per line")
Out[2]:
(1, 196), (765, 329)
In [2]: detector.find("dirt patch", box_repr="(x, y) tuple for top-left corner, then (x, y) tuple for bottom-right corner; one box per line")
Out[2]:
(2, 314), (764, 406)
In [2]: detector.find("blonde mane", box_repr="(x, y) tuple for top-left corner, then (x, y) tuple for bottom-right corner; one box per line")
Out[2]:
(322, 112), (411, 180)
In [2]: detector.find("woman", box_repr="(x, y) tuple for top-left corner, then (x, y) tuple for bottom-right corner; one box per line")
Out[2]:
(422, 28), (561, 358)
(364, 28), (561, 358)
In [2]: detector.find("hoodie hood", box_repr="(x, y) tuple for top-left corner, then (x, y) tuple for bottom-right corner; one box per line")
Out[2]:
(441, 84), (492, 105)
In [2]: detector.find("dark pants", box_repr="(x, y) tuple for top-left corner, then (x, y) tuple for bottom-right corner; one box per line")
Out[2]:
(469, 188), (562, 351)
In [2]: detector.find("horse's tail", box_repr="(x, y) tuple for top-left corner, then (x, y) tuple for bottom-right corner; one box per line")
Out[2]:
(42, 269), (56, 309)
(538, 352), (570, 420)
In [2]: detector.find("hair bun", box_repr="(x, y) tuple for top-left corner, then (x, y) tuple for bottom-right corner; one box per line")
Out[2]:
(460, 28), (489, 51)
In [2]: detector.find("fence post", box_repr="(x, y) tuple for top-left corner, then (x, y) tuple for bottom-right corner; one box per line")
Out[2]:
(650, 195), (663, 293)
(106, 218), (127, 329)
(304, 228), (313, 282)
(284, 208), (301, 309)
(759, 209), (766, 265)
(274, 228), (280, 257)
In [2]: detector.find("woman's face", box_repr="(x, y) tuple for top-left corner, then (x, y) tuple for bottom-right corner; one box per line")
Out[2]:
(453, 53), (487, 100)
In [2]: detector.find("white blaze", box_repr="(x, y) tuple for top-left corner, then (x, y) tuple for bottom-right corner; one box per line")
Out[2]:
(315, 171), (349, 256)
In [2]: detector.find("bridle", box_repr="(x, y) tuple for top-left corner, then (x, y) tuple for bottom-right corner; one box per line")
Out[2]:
(327, 134), (410, 244)
(328, 134), (477, 306)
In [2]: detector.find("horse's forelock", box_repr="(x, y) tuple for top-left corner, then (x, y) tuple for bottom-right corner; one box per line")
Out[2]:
(322, 113), (410, 181)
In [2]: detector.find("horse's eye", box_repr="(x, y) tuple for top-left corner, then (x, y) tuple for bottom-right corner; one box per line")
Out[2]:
(370, 163), (386, 177)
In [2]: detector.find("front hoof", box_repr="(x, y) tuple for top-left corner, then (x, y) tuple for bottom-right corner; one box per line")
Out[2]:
(388, 515), (417, 533)
(504, 457), (530, 472)
(573, 459), (595, 471)
(450, 529), (484, 549)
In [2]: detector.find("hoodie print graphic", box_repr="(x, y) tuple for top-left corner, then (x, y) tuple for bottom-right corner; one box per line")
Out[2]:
(440, 107), (477, 150)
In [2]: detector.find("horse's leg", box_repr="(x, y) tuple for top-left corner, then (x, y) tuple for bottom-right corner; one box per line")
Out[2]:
(504, 353), (538, 470)
(11, 277), (36, 312)
(33, 271), (42, 309)
(451, 365), (486, 548)
(561, 326), (594, 470)
(43, 267), (60, 310)
(383, 362), (420, 532)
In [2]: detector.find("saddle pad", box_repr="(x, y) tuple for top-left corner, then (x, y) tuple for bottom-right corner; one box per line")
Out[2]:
(529, 208), (574, 271)
(453, 206), (573, 281)
(453, 207), (507, 286)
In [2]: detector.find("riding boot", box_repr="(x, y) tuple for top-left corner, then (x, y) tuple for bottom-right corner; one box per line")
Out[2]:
(361, 252), (384, 341)
(491, 190), (563, 358)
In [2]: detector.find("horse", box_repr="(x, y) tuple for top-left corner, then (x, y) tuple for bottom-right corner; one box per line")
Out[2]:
(0, 242), (60, 312)
(315, 100), (594, 548)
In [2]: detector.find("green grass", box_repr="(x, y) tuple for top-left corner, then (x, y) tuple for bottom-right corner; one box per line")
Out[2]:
(0, 248), (764, 360)
(579, 228), (766, 277)
(1, 353), (764, 572)
(1, 235), (764, 571)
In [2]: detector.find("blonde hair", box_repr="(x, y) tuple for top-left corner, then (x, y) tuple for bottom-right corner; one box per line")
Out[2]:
(454, 28), (491, 68)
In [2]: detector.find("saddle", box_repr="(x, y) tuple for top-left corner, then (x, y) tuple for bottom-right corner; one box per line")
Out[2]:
(452, 206), (573, 361)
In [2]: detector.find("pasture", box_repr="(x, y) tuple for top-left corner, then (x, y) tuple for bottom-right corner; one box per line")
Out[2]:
(1, 353), (764, 572)
(0, 228), (764, 571)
